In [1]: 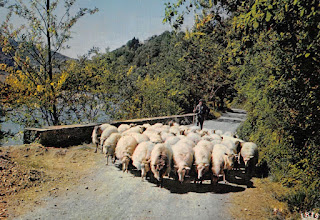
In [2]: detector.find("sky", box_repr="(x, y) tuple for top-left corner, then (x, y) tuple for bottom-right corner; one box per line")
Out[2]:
(0, 0), (195, 58)
(0, 0), (193, 58)
(66, 0), (195, 58)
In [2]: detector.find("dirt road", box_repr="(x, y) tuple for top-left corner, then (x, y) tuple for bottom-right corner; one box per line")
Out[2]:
(17, 109), (247, 220)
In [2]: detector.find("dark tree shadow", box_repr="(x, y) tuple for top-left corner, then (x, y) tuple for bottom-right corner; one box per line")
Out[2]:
(226, 169), (252, 186)
(112, 161), (249, 194)
(157, 178), (246, 194)
(142, 171), (246, 194)
(255, 160), (269, 178)
(227, 161), (270, 188)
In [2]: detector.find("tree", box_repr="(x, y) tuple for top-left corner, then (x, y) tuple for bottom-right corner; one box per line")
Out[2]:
(164, 0), (320, 212)
(0, 0), (98, 126)
(180, 12), (236, 110)
(228, 0), (320, 212)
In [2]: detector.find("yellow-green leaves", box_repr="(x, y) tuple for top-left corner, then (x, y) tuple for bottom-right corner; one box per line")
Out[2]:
(0, 0), (98, 126)
(127, 65), (135, 76)
(266, 11), (272, 22)
(0, 63), (7, 71)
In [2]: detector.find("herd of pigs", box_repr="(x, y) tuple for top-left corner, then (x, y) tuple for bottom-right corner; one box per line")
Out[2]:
(92, 122), (258, 187)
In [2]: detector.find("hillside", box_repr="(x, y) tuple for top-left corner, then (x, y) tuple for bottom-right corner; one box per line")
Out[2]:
(0, 44), (71, 82)
(97, 30), (231, 116)
(0, 44), (71, 67)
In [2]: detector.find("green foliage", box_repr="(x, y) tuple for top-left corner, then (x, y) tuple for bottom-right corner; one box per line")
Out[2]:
(92, 31), (191, 120)
(231, 0), (320, 213)
(182, 17), (237, 110)
(165, 0), (320, 213)
(98, 26), (236, 119)
(58, 57), (117, 123)
(121, 74), (183, 118)
(281, 179), (320, 213)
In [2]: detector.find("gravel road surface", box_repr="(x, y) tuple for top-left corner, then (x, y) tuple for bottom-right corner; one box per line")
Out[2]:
(18, 109), (247, 220)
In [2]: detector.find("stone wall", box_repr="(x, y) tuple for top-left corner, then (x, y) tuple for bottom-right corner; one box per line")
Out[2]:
(24, 113), (196, 147)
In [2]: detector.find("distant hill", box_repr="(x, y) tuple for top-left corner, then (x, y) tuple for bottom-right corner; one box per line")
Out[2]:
(0, 44), (72, 82)
(0, 45), (72, 67)
(105, 31), (186, 76)
(0, 46), (14, 67)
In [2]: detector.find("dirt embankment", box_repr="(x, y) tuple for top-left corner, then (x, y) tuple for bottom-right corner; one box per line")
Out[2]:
(0, 144), (98, 219)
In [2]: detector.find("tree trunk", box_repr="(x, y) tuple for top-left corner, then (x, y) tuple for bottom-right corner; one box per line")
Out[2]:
(46, 0), (58, 125)
(47, 0), (52, 81)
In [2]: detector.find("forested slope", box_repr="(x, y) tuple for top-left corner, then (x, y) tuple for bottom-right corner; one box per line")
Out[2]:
(59, 30), (235, 122)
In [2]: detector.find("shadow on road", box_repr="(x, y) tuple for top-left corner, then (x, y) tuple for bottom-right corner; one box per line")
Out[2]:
(159, 178), (246, 194)
(114, 162), (248, 194)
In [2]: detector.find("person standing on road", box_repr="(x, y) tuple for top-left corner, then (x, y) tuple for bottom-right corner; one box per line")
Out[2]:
(193, 99), (209, 130)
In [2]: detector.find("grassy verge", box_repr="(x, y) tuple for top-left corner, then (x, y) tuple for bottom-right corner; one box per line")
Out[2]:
(229, 178), (303, 219)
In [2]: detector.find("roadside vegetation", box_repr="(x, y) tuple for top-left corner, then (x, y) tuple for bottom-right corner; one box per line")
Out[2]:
(165, 0), (320, 216)
(0, 0), (319, 217)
